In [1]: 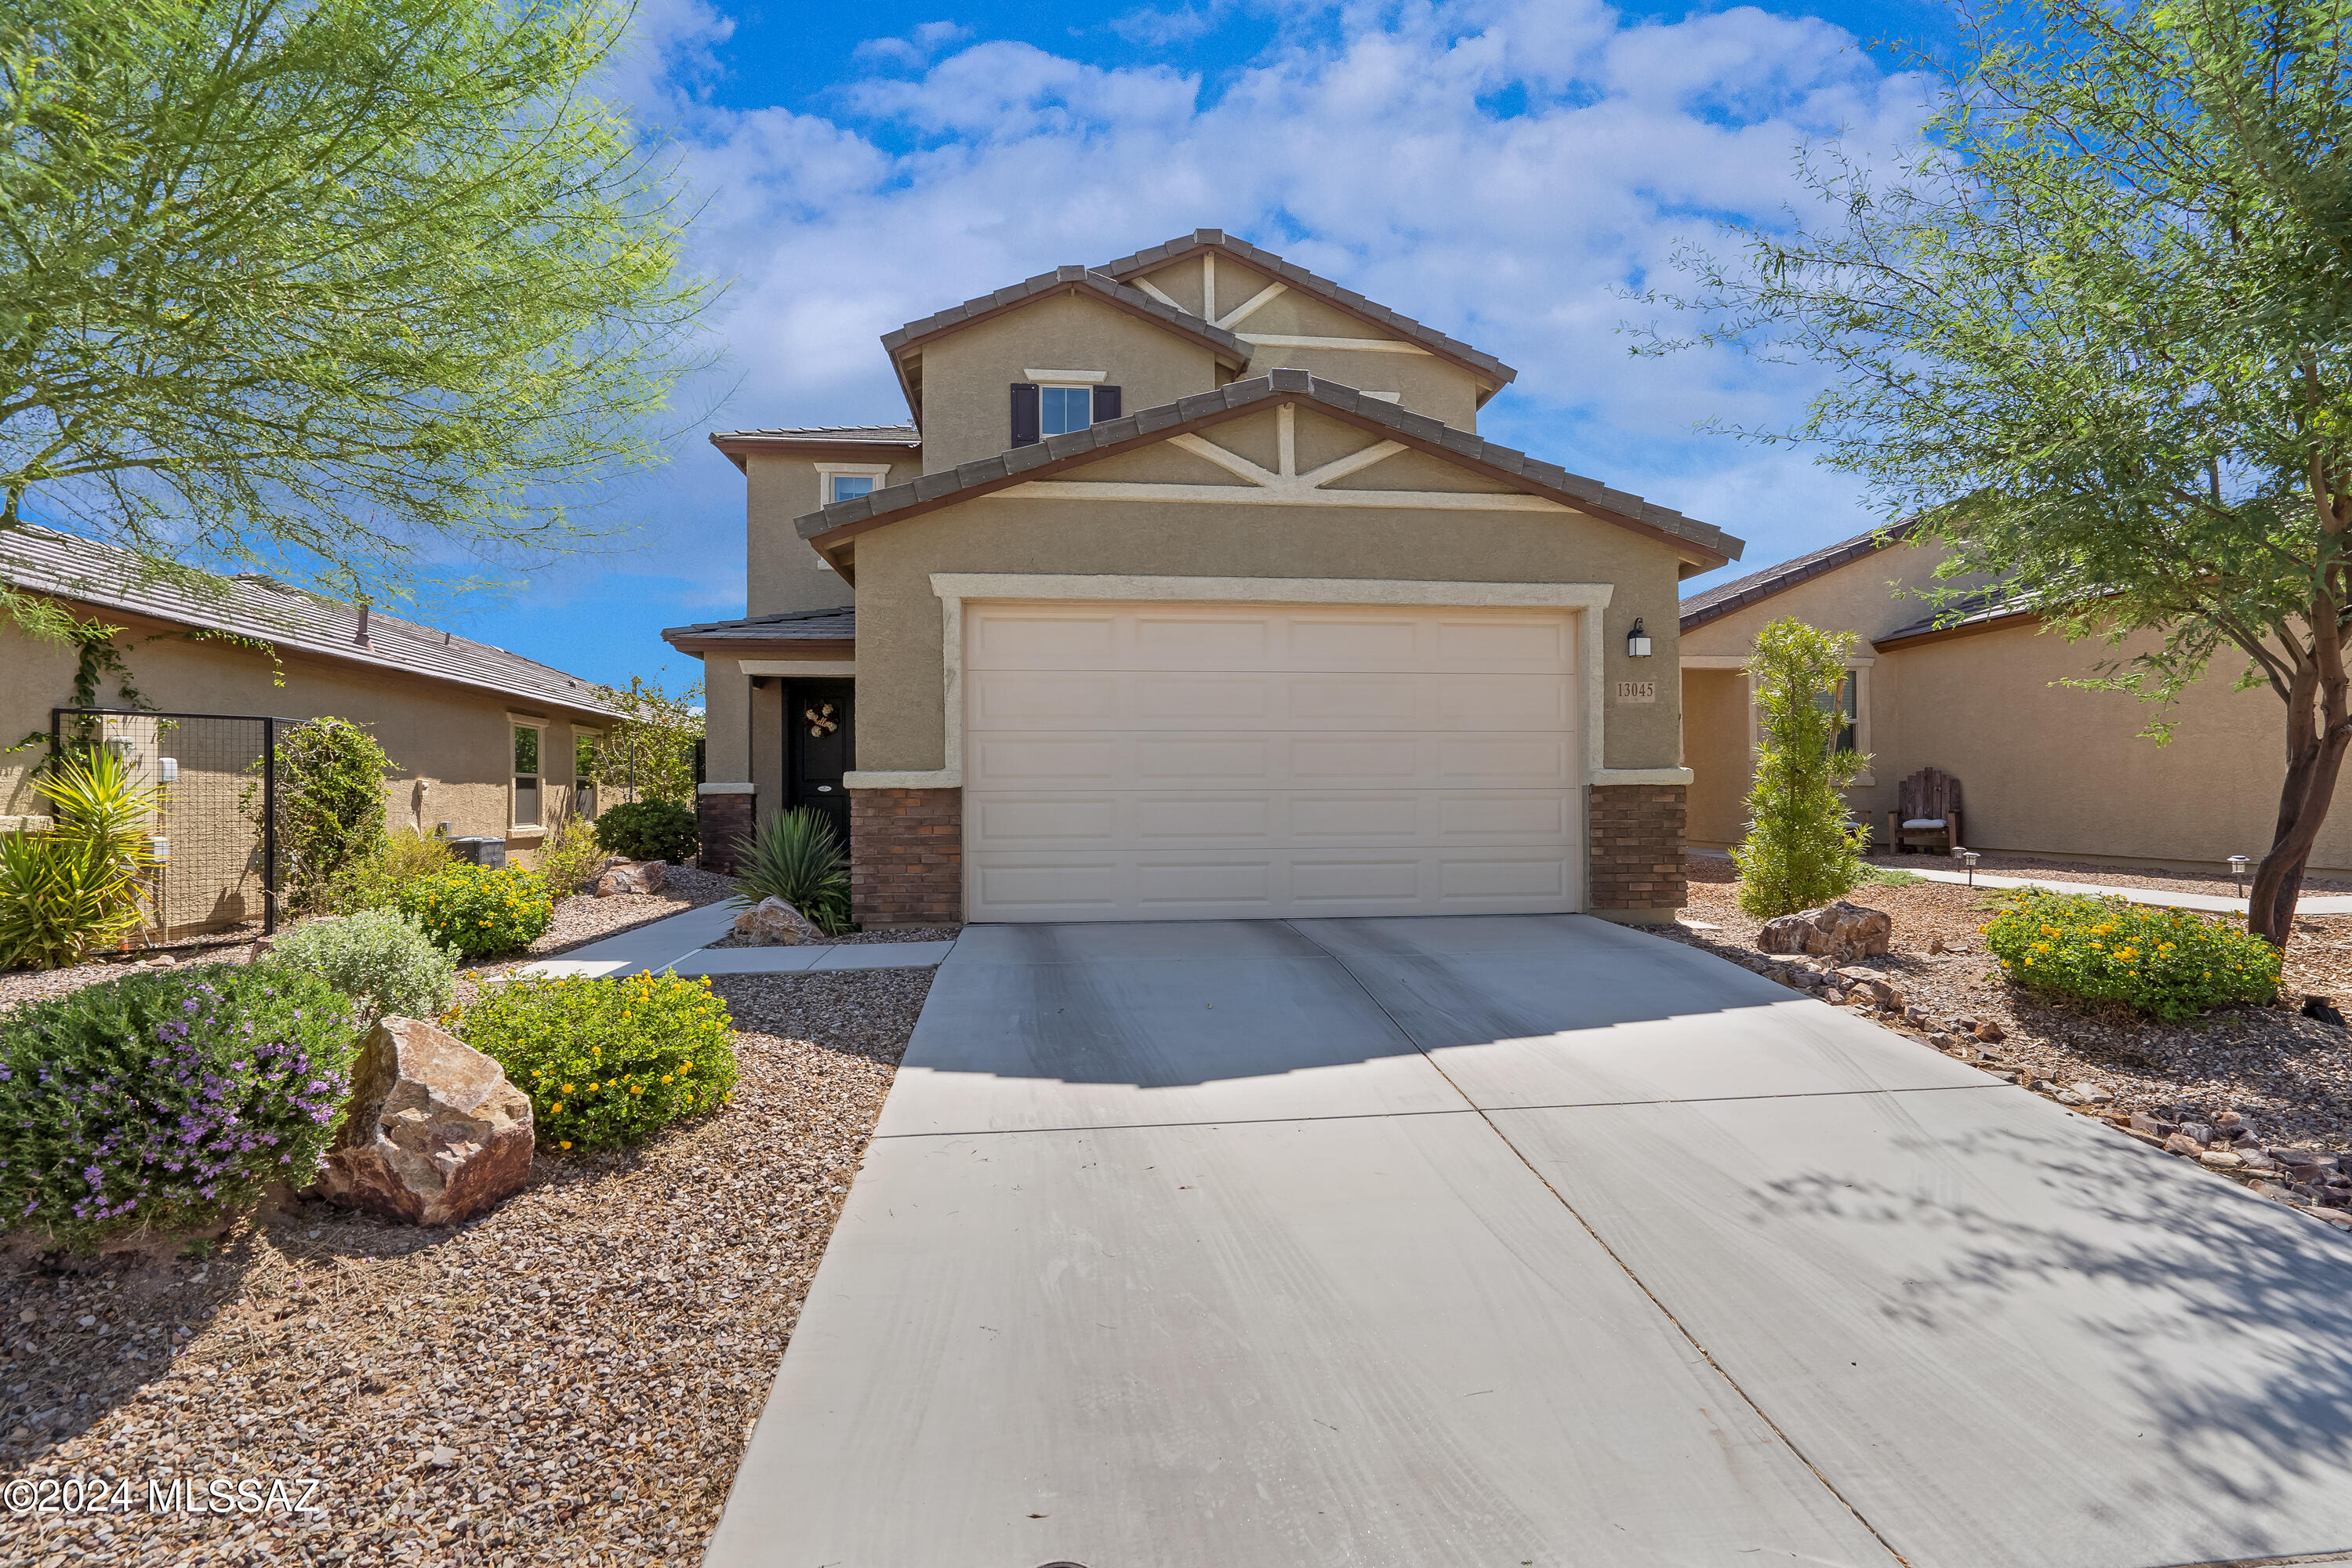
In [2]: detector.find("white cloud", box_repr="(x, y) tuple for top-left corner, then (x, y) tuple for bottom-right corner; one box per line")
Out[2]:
(613, 0), (1940, 604)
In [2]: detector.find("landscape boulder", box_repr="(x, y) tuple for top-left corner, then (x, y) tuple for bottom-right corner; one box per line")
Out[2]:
(594, 858), (667, 897)
(734, 896), (827, 946)
(1756, 901), (1893, 961)
(315, 1017), (535, 1226)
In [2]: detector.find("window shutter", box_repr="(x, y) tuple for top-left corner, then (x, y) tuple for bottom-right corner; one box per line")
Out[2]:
(1091, 385), (1122, 423)
(1010, 383), (1040, 447)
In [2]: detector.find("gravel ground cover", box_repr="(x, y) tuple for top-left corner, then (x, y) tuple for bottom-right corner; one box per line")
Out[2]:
(1658, 857), (2352, 1226)
(0, 965), (927, 1566)
(0, 866), (739, 1016)
(1862, 848), (2352, 898)
(704, 922), (963, 949)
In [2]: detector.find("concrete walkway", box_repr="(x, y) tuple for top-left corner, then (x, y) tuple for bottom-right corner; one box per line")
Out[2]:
(1693, 847), (2352, 915)
(517, 903), (953, 978)
(706, 916), (2352, 1568)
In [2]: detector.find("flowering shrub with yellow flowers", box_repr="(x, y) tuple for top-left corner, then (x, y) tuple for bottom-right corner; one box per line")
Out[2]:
(1983, 891), (2281, 1021)
(456, 971), (738, 1150)
(394, 865), (554, 959)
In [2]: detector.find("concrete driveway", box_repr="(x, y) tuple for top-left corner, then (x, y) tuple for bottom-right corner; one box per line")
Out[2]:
(704, 916), (2352, 1568)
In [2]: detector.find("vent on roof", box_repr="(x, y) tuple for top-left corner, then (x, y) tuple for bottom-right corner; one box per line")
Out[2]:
(234, 572), (300, 595)
(354, 604), (371, 646)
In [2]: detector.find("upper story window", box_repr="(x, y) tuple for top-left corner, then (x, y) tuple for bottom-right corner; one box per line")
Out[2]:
(816, 463), (891, 505)
(1011, 374), (1121, 448)
(1040, 386), (1092, 437)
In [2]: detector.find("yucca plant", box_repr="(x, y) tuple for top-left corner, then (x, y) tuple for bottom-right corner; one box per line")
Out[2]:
(39, 745), (163, 869)
(731, 808), (851, 935)
(0, 831), (149, 970)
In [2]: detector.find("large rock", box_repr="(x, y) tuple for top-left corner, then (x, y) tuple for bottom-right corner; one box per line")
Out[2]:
(733, 896), (826, 946)
(316, 1017), (534, 1225)
(593, 858), (666, 896)
(1756, 900), (1893, 960)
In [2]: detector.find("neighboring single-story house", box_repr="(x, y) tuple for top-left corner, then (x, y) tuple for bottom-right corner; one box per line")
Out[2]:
(1679, 524), (2352, 873)
(669, 228), (1744, 926)
(2, 526), (620, 932)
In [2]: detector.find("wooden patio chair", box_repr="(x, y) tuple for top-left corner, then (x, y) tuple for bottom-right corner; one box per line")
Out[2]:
(1886, 768), (1962, 855)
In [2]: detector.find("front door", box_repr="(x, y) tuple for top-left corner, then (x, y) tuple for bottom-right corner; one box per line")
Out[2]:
(785, 680), (855, 848)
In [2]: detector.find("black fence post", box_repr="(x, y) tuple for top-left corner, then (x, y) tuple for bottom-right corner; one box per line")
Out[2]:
(262, 717), (278, 936)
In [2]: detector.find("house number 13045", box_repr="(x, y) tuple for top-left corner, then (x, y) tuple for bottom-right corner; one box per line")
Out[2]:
(1613, 680), (1657, 704)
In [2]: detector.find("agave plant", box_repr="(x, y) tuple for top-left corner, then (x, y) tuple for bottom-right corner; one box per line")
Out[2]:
(0, 830), (149, 970)
(731, 808), (851, 935)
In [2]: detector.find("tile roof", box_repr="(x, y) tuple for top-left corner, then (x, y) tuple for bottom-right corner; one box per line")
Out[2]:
(1097, 229), (1519, 387)
(1877, 586), (2038, 645)
(709, 424), (919, 445)
(792, 368), (1738, 564)
(1678, 519), (1923, 632)
(880, 265), (1249, 364)
(1, 525), (621, 717)
(660, 605), (855, 648)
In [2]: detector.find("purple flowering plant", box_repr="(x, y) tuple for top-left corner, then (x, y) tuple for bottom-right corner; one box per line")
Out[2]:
(0, 964), (363, 1250)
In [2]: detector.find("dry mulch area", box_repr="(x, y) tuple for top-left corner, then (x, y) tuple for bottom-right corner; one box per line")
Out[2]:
(1661, 857), (2352, 1225)
(705, 923), (962, 950)
(0, 966), (928, 1566)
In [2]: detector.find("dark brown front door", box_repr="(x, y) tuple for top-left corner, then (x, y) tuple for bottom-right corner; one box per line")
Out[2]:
(785, 679), (854, 848)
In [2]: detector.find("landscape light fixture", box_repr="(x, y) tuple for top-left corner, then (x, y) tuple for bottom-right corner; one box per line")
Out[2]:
(1626, 618), (1652, 658)
(1961, 848), (1981, 887)
(2230, 855), (2250, 900)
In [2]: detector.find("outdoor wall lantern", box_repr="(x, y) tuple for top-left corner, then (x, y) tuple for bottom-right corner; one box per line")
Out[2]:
(1960, 848), (1981, 887)
(2230, 855), (2251, 899)
(1626, 618), (1653, 658)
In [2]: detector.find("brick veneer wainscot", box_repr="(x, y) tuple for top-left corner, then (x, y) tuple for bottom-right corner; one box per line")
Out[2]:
(695, 790), (756, 877)
(850, 787), (962, 927)
(1588, 783), (1687, 913)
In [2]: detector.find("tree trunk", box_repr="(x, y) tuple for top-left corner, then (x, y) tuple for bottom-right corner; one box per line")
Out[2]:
(2250, 615), (2352, 946)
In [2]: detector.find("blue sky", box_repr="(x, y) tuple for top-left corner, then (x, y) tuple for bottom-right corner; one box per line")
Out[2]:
(426, 0), (1961, 688)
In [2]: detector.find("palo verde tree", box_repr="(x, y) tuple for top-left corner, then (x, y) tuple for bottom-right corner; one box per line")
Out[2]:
(1639, 0), (2352, 946)
(0, 0), (712, 633)
(1734, 617), (1871, 918)
(587, 671), (703, 804)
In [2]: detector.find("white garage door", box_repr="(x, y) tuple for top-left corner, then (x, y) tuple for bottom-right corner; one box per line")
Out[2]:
(963, 601), (1583, 922)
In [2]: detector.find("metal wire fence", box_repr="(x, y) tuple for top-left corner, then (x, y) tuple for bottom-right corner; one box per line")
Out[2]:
(49, 708), (281, 943)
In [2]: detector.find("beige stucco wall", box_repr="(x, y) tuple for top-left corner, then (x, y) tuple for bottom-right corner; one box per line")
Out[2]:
(1683, 668), (1751, 847)
(1872, 619), (2352, 873)
(746, 454), (902, 616)
(1, 604), (609, 870)
(914, 293), (1224, 474)
(847, 403), (1693, 773)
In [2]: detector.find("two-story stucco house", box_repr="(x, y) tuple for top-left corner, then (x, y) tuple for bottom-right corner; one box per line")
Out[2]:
(666, 230), (1744, 927)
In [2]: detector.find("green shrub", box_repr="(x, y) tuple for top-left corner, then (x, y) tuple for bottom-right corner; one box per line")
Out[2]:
(459, 971), (736, 1151)
(394, 865), (553, 959)
(592, 799), (698, 864)
(534, 817), (605, 895)
(1733, 617), (1871, 917)
(0, 832), (147, 970)
(322, 827), (456, 913)
(262, 910), (456, 1019)
(0, 964), (363, 1250)
(279, 718), (394, 913)
(0, 746), (163, 969)
(1984, 891), (2281, 1021)
(732, 808), (850, 934)
(1857, 864), (1925, 887)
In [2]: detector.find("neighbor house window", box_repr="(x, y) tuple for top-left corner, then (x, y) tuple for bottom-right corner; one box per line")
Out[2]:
(575, 731), (601, 818)
(816, 463), (891, 505)
(1815, 670), (1861, 757)
(513, 722), (543, 829)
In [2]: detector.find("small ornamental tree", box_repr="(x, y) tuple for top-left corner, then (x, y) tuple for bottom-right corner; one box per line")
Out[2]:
(278, 718), (393, 912)
(586, 673), (703, 805)
(1734, 617), (1870, 918)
